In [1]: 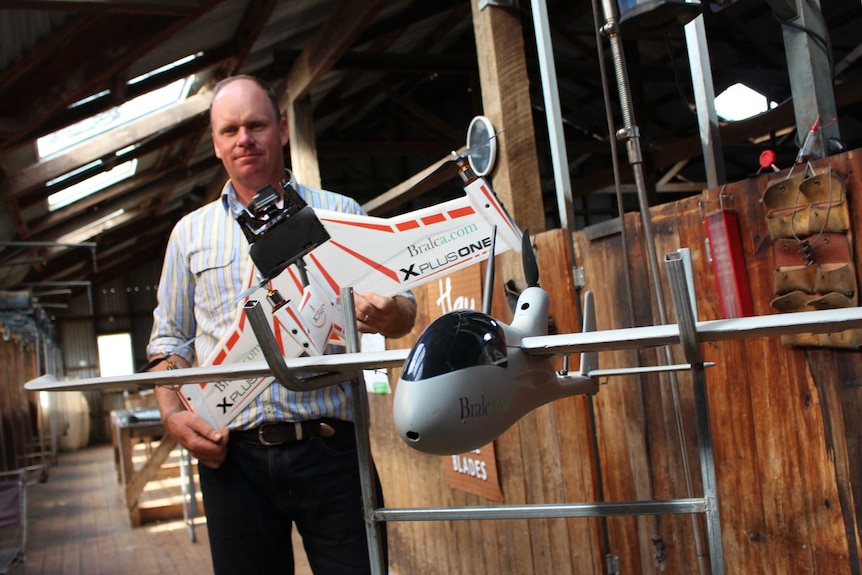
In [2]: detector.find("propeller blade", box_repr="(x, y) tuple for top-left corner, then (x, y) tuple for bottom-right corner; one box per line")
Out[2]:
(462, 130), (502, 159)
(522, 228), (539, 288)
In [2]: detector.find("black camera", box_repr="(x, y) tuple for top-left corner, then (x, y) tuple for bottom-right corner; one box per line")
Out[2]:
(235, 178), (330, 282)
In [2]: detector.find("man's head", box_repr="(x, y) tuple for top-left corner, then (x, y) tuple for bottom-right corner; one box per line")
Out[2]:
(210, 75), (288, 204)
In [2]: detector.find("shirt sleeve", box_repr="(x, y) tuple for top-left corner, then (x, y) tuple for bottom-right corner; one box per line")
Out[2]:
(147, 218), (197, 365)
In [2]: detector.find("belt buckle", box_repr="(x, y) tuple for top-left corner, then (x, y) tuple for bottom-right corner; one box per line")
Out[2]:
(319, 422), (336, 438)
(257, 423), (284, 446)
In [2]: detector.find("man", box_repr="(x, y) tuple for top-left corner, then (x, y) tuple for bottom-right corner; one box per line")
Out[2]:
(148, 75), (416, 574)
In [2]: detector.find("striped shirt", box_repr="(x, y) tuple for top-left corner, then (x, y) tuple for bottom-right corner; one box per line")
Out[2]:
(148, 175), (380, 429)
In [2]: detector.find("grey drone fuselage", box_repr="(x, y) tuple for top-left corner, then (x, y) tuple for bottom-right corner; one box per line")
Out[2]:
(393, 287), (597, 455)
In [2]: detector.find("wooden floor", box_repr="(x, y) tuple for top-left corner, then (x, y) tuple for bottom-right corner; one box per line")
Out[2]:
(25, 444), (312, 575)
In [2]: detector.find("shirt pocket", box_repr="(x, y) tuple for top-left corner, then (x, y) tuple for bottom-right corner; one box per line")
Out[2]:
(190, 248), (241, 310)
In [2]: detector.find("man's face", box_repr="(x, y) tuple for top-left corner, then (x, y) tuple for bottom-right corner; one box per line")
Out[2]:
(210, 79), (288, 202)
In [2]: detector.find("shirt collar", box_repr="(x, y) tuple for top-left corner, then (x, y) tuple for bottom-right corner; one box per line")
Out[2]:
(219, 179), (247, 216)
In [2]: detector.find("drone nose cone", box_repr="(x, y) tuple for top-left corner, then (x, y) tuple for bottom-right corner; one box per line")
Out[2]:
(393, 366), (514, 455)
(392, 377), (434, 450)
(394, 310), (528, 454)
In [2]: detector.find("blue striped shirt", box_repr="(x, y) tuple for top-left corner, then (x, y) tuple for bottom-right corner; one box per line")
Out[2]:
(148, 176), (372, 429)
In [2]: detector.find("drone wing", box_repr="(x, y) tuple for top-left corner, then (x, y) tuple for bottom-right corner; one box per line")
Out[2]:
(25, 348), (410, 393)
(521, 306), (862, 360)
(26, 306), (862, 395)
(308, 188), (521, 296)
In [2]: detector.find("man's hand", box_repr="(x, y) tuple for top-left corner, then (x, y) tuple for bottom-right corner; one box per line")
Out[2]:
(162, 408), (229, 469)
(354, 292), (416, 338)
(150, 354), (229, 469)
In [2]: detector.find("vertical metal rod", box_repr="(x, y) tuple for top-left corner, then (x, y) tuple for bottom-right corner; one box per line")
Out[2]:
(666, 253), (725, 575)
(597, 3), (709, 570)
(597, 0), (666, 326)
(340, 287), (386, 575)
(664, 250), (707, 570)
(685, 14), (726, 189)
(590, 0), (637, 556)
(530, 0), (576, 234)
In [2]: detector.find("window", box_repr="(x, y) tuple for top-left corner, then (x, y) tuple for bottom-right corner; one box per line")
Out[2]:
(37, 77), (194, 159)
(55, 209), (132, 245)
(47, 159), (138, 211)
(97, 333), (134, 377)
(714, 83), (776, 122)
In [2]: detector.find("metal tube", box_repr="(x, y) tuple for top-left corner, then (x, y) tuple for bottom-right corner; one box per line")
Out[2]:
(340, 287), (387, 575)
(244, 299), (329, 391)
(666, 253), (725, 575)
(596, 7), (707, 567)
(373, 498), (707, 522)
(530, 0), (576, 233)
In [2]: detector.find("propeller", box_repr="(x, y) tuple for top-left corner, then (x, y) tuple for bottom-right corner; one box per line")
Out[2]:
(462, 130), (501, 160)
(378, 132), (504, 210)
(522, 228), (539, 288)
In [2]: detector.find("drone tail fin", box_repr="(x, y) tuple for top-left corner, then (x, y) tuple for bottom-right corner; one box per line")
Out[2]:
(579, 291), (598, 376)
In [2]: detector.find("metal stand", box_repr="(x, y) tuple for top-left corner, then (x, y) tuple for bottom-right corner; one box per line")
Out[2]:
(665, 252), (724, 574)
(179, 446), (198, 543)
(340, 287), (388, 575)
(249, 264), (726, 574)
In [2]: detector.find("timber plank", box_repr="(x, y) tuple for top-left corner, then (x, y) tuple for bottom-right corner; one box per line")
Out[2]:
(539, 228), (602, 573)
(647, 202), (702, 573)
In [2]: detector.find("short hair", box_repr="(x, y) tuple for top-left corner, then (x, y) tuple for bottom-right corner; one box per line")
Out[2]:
(211, 74), (281, 122)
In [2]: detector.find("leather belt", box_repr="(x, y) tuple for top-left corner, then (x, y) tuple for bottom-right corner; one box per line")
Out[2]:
(233, 420), (338, 446)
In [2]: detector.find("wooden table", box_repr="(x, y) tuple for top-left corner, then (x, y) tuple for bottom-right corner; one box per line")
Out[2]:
(111, 408), (198, 527)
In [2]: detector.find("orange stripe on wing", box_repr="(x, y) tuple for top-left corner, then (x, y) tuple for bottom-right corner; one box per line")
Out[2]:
(480, 184), (519, 238)
(326, 241), (400, 282)
(447, 205), (475, 219)
(319, 217), (393, 233)
(421, 213), (445, 225)
(307, 253), (343, 292)
(396, 220), (420, 231)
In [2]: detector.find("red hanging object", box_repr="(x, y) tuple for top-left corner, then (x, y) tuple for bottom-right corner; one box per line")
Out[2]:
(702, 195), (754, 318)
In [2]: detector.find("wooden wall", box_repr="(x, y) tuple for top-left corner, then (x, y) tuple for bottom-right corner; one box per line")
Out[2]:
(371, 148), (862, 574)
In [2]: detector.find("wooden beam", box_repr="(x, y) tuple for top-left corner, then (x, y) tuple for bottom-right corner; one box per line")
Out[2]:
(22, 45), (232, 143)
(0, 2), (222, 151)
(0, 0), (203, 14)
(383, 86), (464, 143)
(362, 147), (464, 215)
(280, 0), (389, 105)
(278, 0), (387, 191)
(317, 140), (454, 158)
(29, 156), (220, 235)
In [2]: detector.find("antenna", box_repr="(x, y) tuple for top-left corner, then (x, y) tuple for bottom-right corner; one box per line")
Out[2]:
(482, 226), (497, 315)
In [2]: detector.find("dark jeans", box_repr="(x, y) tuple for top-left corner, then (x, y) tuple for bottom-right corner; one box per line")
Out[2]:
(198, 419), (386, 575)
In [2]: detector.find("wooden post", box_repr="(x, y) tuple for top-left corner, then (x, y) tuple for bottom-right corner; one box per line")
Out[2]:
(287, 95), (322, 188)
(470, 0), (545, 237)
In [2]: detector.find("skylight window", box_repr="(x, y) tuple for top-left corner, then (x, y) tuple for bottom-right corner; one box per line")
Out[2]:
(714, 83), (776, 122)
(129, 53), (200, 84)
(37, 76), (194, 158)
(56, 209), (132, 245)
(47, 159), (138, 211)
